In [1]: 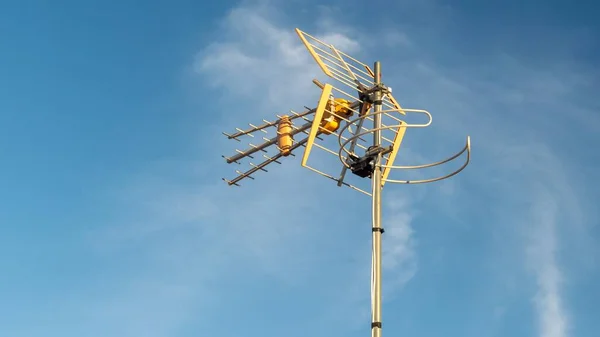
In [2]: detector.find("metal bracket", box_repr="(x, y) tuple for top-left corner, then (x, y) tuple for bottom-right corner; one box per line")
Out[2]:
(346, 145), (393, 178)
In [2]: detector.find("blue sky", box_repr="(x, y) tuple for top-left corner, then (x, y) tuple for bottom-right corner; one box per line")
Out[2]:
(1, 0), (599, 336)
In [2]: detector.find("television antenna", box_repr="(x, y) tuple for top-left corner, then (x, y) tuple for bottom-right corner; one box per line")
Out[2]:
(221, 28), (471, 337)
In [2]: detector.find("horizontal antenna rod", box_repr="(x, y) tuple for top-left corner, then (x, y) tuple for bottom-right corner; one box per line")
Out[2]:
(225, 108), (316, 140)
(224, 136), (311, 186)
(225, 121), (313, 164)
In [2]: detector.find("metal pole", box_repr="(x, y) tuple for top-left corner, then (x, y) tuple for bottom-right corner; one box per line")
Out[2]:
(371, 61), (383, 337)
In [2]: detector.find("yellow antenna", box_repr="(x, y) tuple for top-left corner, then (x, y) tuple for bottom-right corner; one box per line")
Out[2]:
(221, 28), (472, 337)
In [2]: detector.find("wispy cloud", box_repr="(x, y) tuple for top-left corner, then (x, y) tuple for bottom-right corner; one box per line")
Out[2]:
(527, 188), (568, 337)
(351, 5), (596, 337)
(90, 3), (421, 336)
(383, 192), (417, 293)
(194, 0), (421, 320)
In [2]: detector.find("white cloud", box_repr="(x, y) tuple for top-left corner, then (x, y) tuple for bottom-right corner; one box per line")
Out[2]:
(88, 3), (422, 337)
(194, 0), (420, 268)
(192, 0), (421, 321)
(527, 189), (568, 337)
(195, 6), (318, 110)
(383, 192), (417, 286)
(510, 144), (585, 337)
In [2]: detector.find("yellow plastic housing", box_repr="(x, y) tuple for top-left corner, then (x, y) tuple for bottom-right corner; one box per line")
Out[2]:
(277, 116), (294, 156)
(320, 98), (352, 134)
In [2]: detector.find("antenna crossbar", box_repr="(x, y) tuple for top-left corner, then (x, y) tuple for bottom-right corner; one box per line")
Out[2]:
(224, 108), (316, 140)
(222, 136), (310, 186)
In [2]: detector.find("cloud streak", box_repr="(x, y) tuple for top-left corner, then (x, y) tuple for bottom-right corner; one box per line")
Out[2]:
(528, 189), (568, 337)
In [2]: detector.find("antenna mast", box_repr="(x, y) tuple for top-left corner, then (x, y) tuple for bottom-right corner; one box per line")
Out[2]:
(220, 28), (472, 337)
(371, 61), (383, 337)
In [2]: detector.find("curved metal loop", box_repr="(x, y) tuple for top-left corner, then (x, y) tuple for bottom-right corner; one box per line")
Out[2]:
(382, 136), (471, 184)
(339, 108), (432, 144)
(337, 108), (432, 161)
(338, 123), (419, 167)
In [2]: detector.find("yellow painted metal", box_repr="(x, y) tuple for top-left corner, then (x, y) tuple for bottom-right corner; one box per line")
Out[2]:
(387, 94), (406, 115)
(331, 46), (358, 82)
(381, 93), (408, 186)
(301, 83), (333, 167)
(322, 119), (339, 134)
(296, 28), (377, 97)
(320, 98), (352, 134)
(295, 28), (333, 77)
(332, 98), (351, 116)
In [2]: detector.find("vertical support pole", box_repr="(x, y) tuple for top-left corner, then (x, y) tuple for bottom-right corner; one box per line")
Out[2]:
(371, 61), (383, 337)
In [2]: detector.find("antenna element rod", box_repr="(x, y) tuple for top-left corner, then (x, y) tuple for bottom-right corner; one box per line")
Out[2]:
(226, 109), (316, 139)
(226, 121), (312, 163)
(225, 136), (311, 186)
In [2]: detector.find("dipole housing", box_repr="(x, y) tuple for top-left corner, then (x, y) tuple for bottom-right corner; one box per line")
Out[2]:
(220, 28), (472, 337)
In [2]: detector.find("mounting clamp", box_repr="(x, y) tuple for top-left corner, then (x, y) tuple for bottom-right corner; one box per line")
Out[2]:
(346, 145), (393, 178)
